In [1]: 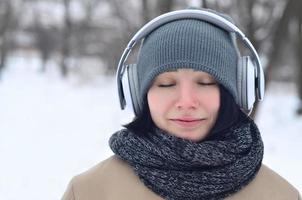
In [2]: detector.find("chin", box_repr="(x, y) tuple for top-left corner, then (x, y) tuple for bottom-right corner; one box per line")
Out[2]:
(185, 135), (205, 142)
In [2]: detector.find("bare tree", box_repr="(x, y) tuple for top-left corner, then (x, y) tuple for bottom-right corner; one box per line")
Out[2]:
(201, 0), (208, 8)
(60, 0), (72, 77)
(108, 0), (176, 67)
(109, 0), (138, 38)
(294, 1), (302, 114)
(105, 0), (141, 72)
(259, 0), (302, 116)
(32, 14), (58, 72)
(264, 0), (294, 85)
(0, 1), (14, 78)
(73, 0), (101, 57)
(142, 0), (151, 23)
(156, 0), (174, 15)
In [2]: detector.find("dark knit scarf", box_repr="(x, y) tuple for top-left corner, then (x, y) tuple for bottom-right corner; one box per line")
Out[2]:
(109, 116), (264, 200)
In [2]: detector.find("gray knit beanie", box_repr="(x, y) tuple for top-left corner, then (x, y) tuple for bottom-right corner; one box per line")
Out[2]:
(136, 14), (238, 106)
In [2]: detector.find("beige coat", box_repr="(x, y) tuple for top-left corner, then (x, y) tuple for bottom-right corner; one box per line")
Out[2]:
(62, 156), (300, 200)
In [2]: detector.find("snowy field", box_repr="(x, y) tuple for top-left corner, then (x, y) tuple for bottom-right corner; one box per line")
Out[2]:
(0, 54), (301, 200)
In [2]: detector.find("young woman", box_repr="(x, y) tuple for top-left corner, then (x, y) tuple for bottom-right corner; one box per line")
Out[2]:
(62, 9), (301, 200)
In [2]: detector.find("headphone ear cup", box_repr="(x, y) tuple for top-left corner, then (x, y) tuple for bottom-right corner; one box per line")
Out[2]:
(121, 65), (134, 115)
(128, 64), (143, 115)
(237, 56), (256, 111)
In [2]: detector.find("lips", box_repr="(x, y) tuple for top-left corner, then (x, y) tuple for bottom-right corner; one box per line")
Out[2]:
(169, 117), (205, 128)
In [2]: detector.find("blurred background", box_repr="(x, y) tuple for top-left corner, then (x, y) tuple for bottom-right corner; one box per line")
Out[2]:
(0, 0), (301, 199)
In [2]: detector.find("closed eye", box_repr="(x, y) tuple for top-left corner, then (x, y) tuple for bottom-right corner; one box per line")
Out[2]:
(158, 83), (176, 87)
(197, 82), (217, 86)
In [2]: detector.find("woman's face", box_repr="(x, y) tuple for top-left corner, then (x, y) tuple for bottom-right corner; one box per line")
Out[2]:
(147, 69), (220, 142)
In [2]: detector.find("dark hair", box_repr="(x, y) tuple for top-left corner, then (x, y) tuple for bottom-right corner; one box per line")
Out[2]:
(207, 86), (247, 140)
(124, 85), (246, 137)
(123, 99), (155, 135)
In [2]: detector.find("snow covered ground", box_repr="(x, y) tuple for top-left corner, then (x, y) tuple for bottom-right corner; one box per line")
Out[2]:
(0, 55), (301, 200)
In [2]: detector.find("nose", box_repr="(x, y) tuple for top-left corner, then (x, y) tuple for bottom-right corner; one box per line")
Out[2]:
(175, 83), (199, 110)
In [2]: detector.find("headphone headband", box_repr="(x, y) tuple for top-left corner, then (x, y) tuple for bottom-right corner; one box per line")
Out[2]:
(132, 10), (244, 43)
(117, 9), (265, 110)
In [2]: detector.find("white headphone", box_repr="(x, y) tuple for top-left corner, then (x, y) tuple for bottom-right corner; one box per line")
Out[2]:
(116, 9), (265, 116)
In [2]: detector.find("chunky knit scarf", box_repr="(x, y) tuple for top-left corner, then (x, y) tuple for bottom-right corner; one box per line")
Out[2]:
(109, 117), (263, 200)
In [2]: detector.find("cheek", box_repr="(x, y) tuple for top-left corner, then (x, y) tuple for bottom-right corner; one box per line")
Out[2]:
(147, 90), (172, 121)
(200, 89), (220, 116)
(148, 92), (162, 112)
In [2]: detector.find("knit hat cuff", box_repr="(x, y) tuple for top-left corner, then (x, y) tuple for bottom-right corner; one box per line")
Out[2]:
(140, 61), (237, 102)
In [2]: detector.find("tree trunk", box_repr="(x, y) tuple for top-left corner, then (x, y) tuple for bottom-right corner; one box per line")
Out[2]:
(0, 1), (12, 79)
(201, 0), (208, 8)
(142, 0), (150, 23)
(40, 52), (49, 73)
(156, 0), (174, 15)
(0, 34), (8, 78)
(265, 0), (296, 87)
(60, 0), (72, 77)
(296, 2), (302, 114)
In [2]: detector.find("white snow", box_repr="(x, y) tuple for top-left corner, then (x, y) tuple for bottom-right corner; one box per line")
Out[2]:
(0, 55), (301, 200)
